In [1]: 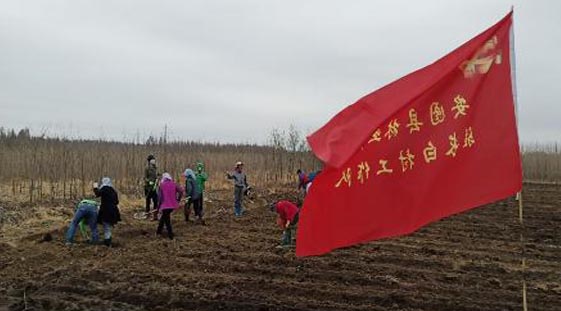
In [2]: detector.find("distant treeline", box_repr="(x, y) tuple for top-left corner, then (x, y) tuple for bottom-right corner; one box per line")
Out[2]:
(521, 143), (561, 182)
(0, 126), (321, 203)
(0, 126), (558, 203)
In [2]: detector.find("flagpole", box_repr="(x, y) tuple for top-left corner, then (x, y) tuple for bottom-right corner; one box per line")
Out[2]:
(510, 7), (528, 311)
(518, 191), (527, 311)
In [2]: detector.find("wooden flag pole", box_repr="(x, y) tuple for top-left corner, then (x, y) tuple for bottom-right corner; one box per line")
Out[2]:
(518, 191), (528, 311)
(518, 191), (523, 224)
(510, 7), (526, 310)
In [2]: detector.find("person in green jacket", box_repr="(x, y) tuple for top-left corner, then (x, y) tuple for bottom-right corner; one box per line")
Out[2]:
(195, 161), (208, 204)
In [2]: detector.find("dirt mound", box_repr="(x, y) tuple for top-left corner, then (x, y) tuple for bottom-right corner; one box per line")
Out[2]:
(0, 184), (560, 310)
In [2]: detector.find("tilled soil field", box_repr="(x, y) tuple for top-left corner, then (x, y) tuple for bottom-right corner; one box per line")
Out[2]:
(1, 183), (560, 311)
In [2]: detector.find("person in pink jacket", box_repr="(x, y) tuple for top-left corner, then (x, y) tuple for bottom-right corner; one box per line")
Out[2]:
(156, 173), (183, 240)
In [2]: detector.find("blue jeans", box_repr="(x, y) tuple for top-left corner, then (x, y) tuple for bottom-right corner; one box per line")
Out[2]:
(234, 186), (244, 216)
(66, 204), (99, 243)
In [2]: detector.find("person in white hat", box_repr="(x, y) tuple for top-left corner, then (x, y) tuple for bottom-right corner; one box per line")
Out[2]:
(226, 161), (248, 217)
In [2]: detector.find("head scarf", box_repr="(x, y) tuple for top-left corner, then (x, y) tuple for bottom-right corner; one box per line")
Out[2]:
(162, 172), (172, 181)
(100, 177), (112, 189)
(196, 161), (204, 172)
(184, 169), (196, 180)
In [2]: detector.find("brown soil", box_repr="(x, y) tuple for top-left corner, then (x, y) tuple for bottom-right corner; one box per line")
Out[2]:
(0, 183), (560, 311)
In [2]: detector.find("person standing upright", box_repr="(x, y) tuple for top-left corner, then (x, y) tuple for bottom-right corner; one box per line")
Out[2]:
(93, 177), (121, 247)
(184, 168), (204, 224)
(226, 161), (248, 217)
(156, 173), (183, 240)
(144, 154), (159, 220)
(195, 161), (208, 216)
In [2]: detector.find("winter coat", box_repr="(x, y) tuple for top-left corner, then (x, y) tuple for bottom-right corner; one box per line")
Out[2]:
(94, 186), (121, 225)
(144, 164), (158, 192)
(185, 176), (201, 201)
(196, 172), (208, 193)
(158, 179), (183, 210)
(275, 200), (299, 223)
(195, 162), (208, 192)
(227, 170), (248, 188)
(298, 172), (309, 190)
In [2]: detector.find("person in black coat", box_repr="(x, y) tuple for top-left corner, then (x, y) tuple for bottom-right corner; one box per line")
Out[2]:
(93, 177), (121, 246)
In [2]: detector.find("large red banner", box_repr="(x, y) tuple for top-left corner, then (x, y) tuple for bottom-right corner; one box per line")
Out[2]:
(297, 12), (521, 257)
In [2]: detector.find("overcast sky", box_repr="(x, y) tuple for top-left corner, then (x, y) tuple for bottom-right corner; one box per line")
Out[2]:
(0, 1), (559, 144)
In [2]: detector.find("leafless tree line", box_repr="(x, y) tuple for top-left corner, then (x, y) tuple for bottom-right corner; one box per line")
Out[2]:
(521, 142), (561, 182)
(0, 126), (321, 203)
(0, 127), (558, 203)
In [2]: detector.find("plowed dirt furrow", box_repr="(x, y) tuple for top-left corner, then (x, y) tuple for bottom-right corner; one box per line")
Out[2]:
(1, 183), (559, 310)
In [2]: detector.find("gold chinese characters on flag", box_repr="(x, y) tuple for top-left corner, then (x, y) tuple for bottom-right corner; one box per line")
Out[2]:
(337, 93), (476, 188)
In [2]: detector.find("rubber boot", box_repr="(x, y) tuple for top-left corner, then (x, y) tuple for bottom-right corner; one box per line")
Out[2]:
(184, 206), (191, 222)
(104, 238), (112, 247)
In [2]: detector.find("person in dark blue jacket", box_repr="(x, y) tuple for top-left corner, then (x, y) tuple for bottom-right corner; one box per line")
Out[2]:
(184, 169), (204, 224)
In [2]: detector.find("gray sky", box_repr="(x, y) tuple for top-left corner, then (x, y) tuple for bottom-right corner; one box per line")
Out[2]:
(0, 1), (559, 144)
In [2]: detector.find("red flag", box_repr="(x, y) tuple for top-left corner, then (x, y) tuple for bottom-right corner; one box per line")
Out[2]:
(297, 12), (521, 257)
